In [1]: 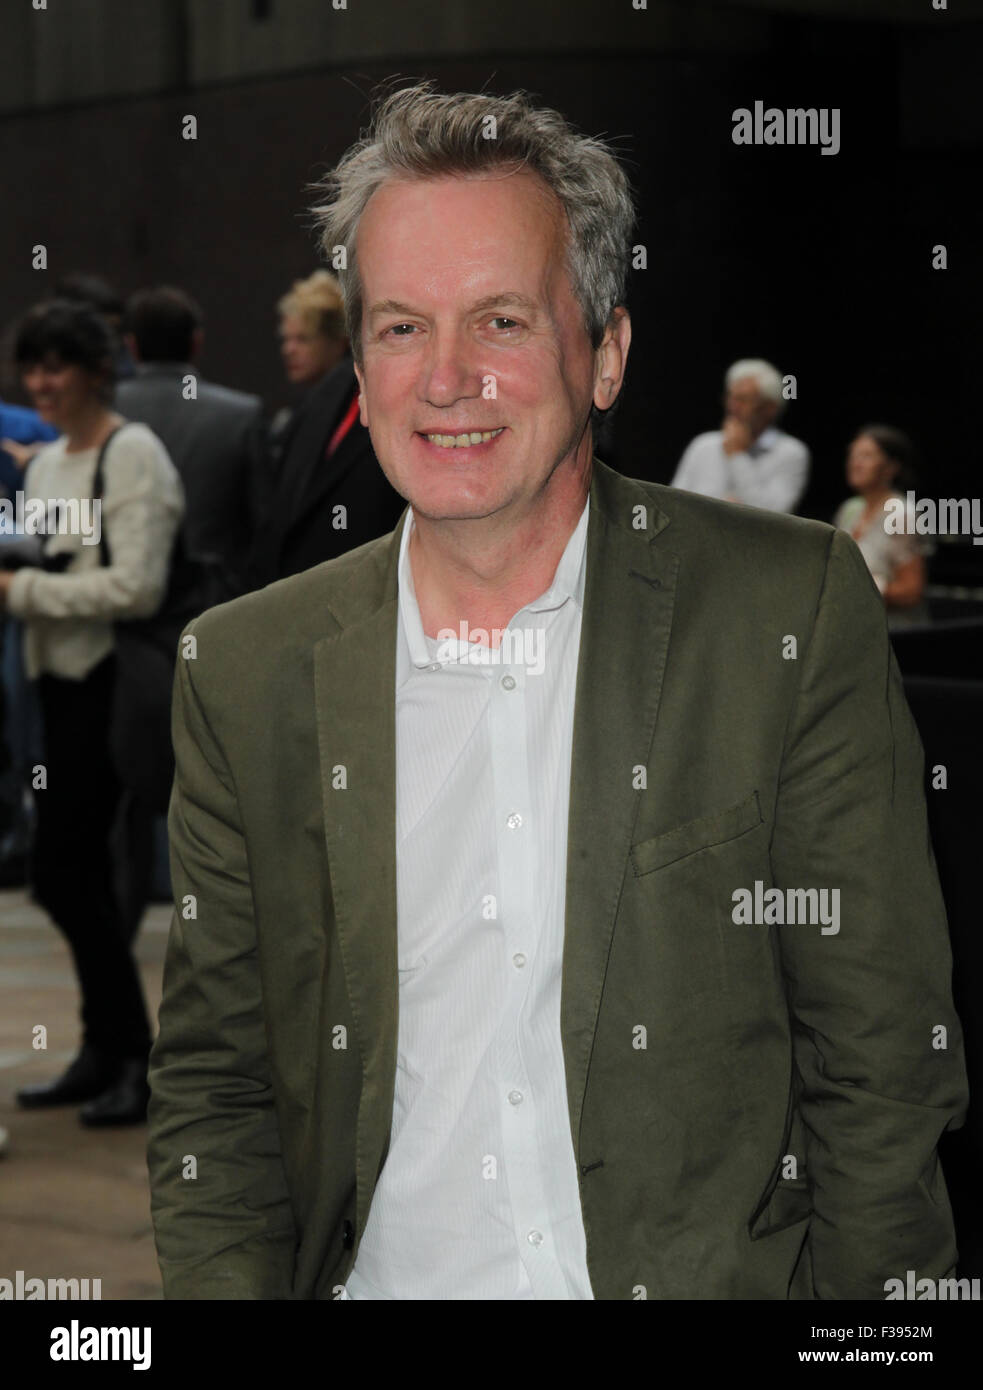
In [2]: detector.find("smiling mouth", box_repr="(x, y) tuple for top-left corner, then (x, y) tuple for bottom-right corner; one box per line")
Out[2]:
(420, 428), (505, 449)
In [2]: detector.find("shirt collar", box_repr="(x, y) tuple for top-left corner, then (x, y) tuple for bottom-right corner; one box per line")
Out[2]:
(397, 495), (590, 672)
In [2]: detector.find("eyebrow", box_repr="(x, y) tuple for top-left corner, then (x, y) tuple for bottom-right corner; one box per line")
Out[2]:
(367, 292), (540, 321)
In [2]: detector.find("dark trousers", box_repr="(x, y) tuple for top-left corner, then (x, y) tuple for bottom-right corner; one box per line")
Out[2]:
(30, 653), (151, 1060)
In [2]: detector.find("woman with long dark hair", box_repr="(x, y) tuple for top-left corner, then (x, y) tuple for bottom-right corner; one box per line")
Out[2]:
(0, 298), (183, 1125)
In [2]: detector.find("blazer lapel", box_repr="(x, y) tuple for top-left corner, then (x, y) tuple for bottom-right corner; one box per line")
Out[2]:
(561, 463), (678, 1162)
(312, 511), (406, 1233)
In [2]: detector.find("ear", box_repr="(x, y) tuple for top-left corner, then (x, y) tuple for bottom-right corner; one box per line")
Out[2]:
(353, 360), (368, 427)
(592, 307), (631, 413)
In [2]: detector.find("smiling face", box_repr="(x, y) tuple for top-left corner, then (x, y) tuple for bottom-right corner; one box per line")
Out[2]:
(352, 169), (611, 525)
(21, 354), (102, 429)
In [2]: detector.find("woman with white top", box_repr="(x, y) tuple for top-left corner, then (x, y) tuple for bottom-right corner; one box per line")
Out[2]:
(833, 424), (929, 616)
(0, 299), (183, 1125)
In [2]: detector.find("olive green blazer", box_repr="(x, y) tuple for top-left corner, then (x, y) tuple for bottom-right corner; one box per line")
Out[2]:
(147, 459), (967, 1299)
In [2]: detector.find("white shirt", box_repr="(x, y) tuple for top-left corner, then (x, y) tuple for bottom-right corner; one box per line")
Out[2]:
(344, 497), (594, 1300)
(5, 423), (184, 679)
(671, 426), (810, 513)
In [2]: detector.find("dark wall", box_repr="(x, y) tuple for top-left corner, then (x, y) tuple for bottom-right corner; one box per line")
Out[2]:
(1, 12), (979, 527)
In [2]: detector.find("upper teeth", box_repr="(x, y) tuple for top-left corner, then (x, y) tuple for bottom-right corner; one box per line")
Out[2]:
(425, 428), (504, 448)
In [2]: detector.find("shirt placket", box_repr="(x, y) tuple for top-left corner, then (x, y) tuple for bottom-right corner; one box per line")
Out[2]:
(489, 617), (570, 1299)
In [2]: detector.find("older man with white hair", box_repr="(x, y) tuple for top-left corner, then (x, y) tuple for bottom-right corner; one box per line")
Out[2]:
(672, 358), (810, 513)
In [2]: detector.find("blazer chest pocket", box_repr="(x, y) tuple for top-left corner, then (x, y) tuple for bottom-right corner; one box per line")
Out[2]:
(630, 790), (763, 877)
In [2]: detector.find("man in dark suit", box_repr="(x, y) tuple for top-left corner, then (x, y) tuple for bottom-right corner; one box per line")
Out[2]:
(147, 83), (967, 1300)
(117, 286), (264, 600)
(248, 349), (405, 586)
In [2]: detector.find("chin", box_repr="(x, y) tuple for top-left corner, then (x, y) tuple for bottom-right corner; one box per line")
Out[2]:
(405, 480), (506, 523)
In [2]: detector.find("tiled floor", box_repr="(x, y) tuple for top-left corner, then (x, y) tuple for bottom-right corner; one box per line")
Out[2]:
(0, 889), (170, 1300)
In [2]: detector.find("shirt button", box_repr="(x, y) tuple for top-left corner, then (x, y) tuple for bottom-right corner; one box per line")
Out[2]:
(527, 1230), (544, 1247)
(512, 953), (527, 969)
(508, 1089), (524, 1106)
(506, 812), (523, 830)
(501, 674), (516, 691)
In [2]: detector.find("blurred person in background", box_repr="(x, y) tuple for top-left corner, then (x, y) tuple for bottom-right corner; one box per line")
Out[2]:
(278, 271), (348, 389)
(671, 358), (810, 513)
(833, 424), (929, 619)
(118, 285), (264, 602)
(248, 268), (404, 587)
(0, 299), (183, 1126)
(0, 397), (58, 885)
(267, 268), (350, 465)
(55, 271), (135, 381)
(115, 286), (265, 923)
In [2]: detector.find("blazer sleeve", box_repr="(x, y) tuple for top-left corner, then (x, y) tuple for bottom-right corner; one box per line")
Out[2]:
(147, 616), (298, 1298)
(770, 527), (968, 1299)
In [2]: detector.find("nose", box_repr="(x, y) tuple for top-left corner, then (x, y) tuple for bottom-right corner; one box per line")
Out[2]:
(420, 324), (483, 408)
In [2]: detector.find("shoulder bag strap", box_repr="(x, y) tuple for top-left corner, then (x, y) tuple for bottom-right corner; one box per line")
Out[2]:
(91, 422), (131, 567)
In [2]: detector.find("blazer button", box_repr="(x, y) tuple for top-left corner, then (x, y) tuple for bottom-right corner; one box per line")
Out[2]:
(342, 1220), (355, 1249)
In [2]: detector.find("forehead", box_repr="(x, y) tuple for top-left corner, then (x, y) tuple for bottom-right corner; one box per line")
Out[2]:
(356, 170), (568, 299)
(728, 376), (762, 397)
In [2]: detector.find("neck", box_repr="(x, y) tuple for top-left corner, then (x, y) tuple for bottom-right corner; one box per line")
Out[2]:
(409, 449), (592, 643)
(62, 402), (121, 454)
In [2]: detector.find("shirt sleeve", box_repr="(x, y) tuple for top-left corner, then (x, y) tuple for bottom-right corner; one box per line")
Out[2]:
(6, 428), (184, 622)
(728, 437), (810, 513)
(671, 435), (729, 498)
(670, 441), (697, 491)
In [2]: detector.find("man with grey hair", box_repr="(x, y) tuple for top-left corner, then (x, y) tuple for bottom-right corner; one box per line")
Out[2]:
(671, 358), (810, 512)
(147, 83), (965, 1301)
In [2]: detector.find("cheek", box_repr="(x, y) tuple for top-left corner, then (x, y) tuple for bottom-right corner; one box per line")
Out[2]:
(367, 359), (417, 417)
(498, 349), (572, 414)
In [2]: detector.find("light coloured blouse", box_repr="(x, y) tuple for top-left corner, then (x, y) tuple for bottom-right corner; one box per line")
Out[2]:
(833, 492), (931, 595)
(6, 421), (184, 680)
